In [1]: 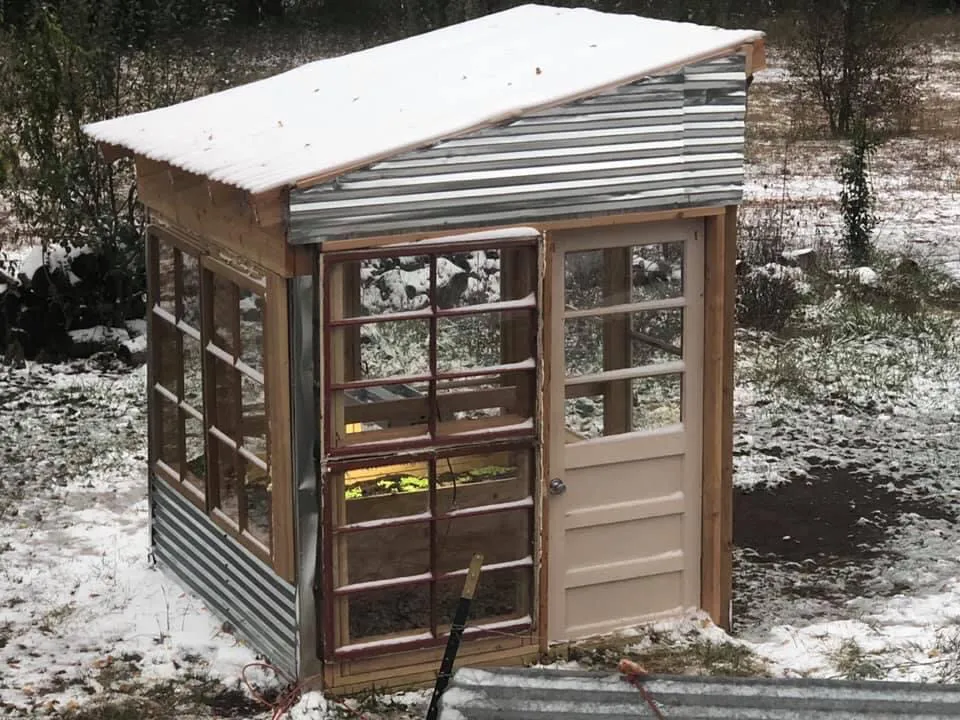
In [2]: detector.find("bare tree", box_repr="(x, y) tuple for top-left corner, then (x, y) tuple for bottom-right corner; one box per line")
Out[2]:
(788, 0), (921, 137)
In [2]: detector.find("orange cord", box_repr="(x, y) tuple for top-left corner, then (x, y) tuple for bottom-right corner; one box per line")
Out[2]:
(618, 658), (666, 720)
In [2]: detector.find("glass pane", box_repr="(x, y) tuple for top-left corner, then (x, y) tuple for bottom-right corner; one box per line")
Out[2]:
(183, 412), (206, 494)
(352, 256), (431, 317)
(337, 382), (430, 446)
(156, 393), (180, 474)
(633, 242), (683, 301)
(564, 373), (683, 440)
(437, 310), (535, 373)
(239, 289), (264, 374)
(564, 309), (683, 377)
(182, 333), (203, 409)
(437, 566), (532, 630)
(348, 319), (429, 381)
(439, 249), (499, 308)
(632, 373), (683, 430)
(564, 242), (684, 310)
(341, 460), (431, 523)
(436, 449), (533, 515)
(210, 357), (241, 441)
(436, 509), (531, 574)
(212, 273), (239, 356)
(245, 455), (271, 548)
(214, 438), (240, 524)
(153, 318), (179, 394)
(341, 523), (430, 584)
(181, 252), (201, 329)
(347, 584), (430, 643)
(436, 371), (534, 425)
(156, 241), (176, 315)
(564, 393), (603, 441)
(241, 374), (266, 455)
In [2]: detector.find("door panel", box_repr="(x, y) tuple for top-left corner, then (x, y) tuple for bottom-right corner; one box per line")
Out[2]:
(547, 220), (704, 642)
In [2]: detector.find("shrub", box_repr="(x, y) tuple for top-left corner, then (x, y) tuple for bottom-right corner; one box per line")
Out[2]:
(836, 123), (878, 267)
(736, 264), (805, 333)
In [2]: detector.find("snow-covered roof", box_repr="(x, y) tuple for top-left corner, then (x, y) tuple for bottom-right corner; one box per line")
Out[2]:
(83, 4), (763, 194)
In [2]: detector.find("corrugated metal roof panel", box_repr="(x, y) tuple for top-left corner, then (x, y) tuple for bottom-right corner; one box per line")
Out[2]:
(288, 56), (746, 243)
(438, 667), (960, 719)
(82, 5), (761, 193)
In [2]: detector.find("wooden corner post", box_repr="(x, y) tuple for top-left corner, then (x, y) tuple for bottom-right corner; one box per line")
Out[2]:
(700, 205), (736, 630)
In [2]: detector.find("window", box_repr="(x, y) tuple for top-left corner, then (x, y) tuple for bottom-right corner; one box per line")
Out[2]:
(204, 265), (272, 552)
(322, 236), (539, 658)
(325, 241), (539, 453)
(563, 241), (686, 440)
(149, 236), (206, 501)
(148, 227), (278, 563)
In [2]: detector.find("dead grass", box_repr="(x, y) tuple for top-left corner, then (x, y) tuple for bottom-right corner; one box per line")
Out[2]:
(52, 673), (264, 720)
(545, 629), (770, 678)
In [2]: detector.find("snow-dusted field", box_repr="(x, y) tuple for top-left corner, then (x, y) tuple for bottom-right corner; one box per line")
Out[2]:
(1, 32), (960, 720)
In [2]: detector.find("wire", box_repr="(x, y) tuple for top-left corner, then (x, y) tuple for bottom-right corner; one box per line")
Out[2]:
(241, 662), (370, 720)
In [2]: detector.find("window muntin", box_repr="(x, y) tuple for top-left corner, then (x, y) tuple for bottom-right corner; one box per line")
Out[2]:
(563, 240), (687, 441)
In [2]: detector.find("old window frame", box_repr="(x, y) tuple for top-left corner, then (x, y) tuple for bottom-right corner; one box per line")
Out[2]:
(147, 228), (207, 508)
(320, 234), (541, 659)
(323, 236), (540, 455)
(147, 225), (285, 570)
(201, 255), (273, 559)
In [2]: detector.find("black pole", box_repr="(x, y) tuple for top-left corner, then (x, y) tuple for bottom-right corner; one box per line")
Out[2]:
(425, 553), (484, 720)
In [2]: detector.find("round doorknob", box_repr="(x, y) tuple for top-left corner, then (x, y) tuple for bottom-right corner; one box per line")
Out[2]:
(549, 478), (567, 495)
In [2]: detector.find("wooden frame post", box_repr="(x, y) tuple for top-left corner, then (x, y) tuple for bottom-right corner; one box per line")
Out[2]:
(266, 274), (296, 582)
(700, 206), (736, 630)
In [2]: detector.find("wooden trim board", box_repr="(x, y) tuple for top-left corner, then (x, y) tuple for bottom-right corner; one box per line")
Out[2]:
(699, 205), (736, 629)
(316, 207), (726, 253)
(135, 155), (312, 278)
(322, 637), (537, 695)
(265, 274), (297, 583)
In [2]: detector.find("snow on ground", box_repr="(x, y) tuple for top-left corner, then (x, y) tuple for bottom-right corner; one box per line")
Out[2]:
(0, 360), (265, 717)
(727, 37), (960, 684)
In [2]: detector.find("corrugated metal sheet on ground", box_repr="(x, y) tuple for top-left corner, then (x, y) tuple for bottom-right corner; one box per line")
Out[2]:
(289, 56), (746, 244)
(82, 5), (761, 193)
(438, 667), (960, 719)
(151, 477), (299, 675)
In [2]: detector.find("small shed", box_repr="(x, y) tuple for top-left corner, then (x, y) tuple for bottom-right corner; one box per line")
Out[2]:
(84, 4), (765, 693)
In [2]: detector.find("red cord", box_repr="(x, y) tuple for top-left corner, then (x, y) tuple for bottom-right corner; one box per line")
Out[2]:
(618, 658), (666, 720)
(241, 661), (370, 720)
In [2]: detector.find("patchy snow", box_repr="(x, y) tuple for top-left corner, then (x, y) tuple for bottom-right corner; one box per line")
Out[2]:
(68, 325), (131, 345)
(0, 361), (265, 717)
(17, 244), (68, 282)
(83, 5), (761, 192)
(850, 266), (879, 286)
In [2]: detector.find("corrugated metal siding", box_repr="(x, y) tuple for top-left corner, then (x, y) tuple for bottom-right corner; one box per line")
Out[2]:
(438, 667), (960, 719)
(151, 477), (299, 675)
(288, 56), (745, 244)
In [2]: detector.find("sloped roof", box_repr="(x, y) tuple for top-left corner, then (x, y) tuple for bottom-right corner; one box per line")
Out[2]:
(83, 4), (762, 194)
(437, 667), (960, 719)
